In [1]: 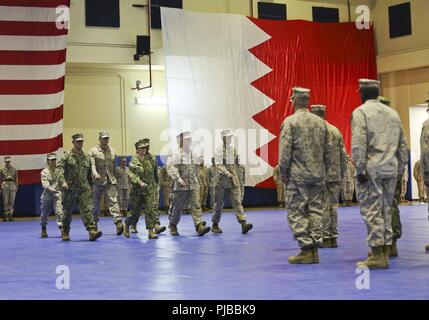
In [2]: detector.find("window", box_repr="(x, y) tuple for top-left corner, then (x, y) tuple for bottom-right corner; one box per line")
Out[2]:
(312, 7), (339, 23)
(258, 2), (287, 20)
(389, 2), (412, 38)
(85, 0), (120, 28)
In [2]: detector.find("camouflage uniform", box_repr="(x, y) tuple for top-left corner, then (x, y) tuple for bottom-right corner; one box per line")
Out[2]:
(272, 165), (285, 206)
(0, 165), (18, 220)
(88, 144), (122, 225)
(197, 164), (209, 208)
(213, 144), (247, 225)
(40, 167), (64, 228)
(167, 148), (204, 228)
(57, 149), (98, 231)
(352, 99), (408, 248)
(279, 109), (330, 249)
(341, 158), (355, 204)
(400, 164), (408, 202)
(390, 171), (404, 242)
(126, 154), (158, 229)
(207, 165), (217, 209)
(323, 122), (347, 241)
(116, 165), (130, 211)
(413, 160), (425, 202)
(159, 165), (172, 210)
(236, 163), (246, 204)
(421, 118), (429, 212)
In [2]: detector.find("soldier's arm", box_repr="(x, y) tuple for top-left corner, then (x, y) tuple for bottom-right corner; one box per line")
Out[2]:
(396, 123), (409, 177)
(41, 170), (51, 191)
(242, 166), (246, 184)
(323, 124), (332, 177)
(128, 159), (144, 186)
(166, 152), (185, 186)
(15, 168), (19, 186)
(88, 149), (99, 178)
(351, 110), (368, 176)
(338, 133), (348, 180)
(215, 148), (231, 178)
(279, 122), (292, 183)
(56, 153), (68, 183)
(153, 157), (159, 184)
(420, 124), (429, 185)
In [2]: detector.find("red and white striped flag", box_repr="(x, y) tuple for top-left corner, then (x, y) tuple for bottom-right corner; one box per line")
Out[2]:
(0, 0), (69, 184)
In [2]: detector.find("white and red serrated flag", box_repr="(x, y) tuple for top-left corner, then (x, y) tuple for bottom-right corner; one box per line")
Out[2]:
(0, 0), (69, 184)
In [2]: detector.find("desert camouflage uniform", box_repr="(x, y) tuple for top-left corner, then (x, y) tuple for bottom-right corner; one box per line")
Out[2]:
(0, 166), (18, 220)
(236, 164), (246, 204)
(197, 164), (209, 208)
(116, 166), (130, 211)
(413, 160), (426, 202)
(40, 167), (64, 228)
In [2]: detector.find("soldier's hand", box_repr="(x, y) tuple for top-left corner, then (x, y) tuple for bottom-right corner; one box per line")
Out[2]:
(94, 173), (101, 180)
(140, 181), (148, 189)
(356, 174), (369, 184)
(178, 178), (186, 187)
(62, 182), (68, 190)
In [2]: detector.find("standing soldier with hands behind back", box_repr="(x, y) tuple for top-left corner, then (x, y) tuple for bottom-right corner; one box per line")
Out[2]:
(279, 87), (330, 264)
(352, 80), (408, 269)
(57, 134), (102, 241)
(1, 156), (18, 222)
(311, 105), (347, 249)
(420, 94), (429, 252)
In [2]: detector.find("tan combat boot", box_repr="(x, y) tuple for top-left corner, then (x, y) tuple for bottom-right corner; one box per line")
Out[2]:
(148, 229), (158, 239)
(89, 228), (102, 241)
(155, 225), (166, 234)
(211, 223), (223, 233)
(115, 221), (124, 236)
(169, 224), (179, 236)
(61, 228), (70, 241)
(321, 238), (331, 248)
(130, 224), (138, 233)
(197, 222), (211, 236)
(357, 246), (388, 269)
(41, 226), (48, 238)
(288, 246), (316, 264)
(241, 221), (253, 234)
(123, 223), (130, 237)
(389, 240), (398, 258)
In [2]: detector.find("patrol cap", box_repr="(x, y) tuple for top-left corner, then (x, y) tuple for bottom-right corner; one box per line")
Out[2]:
(4, 156), (11, 162)
(378, 96), (391, 106)
(290, 87), (310, 101)
(99, 131), (110, 139)
(47, 153), (57, 160)
(221, 129), (234, 138)
(141, 138), (150, 147)
(311, 105), (326, 113)
(72, 133), (84, 141)
(358, 79), (380, 90)
(135, 140), (145, 149)
(176, 131), (192, 139)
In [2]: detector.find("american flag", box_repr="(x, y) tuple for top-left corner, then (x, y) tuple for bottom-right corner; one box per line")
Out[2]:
(0, 0), (69, 184)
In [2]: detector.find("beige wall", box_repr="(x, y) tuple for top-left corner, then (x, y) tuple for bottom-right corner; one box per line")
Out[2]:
(64, 66), (168, 155)
(381, 67), (429, 145)
(64, 0), (429, 155)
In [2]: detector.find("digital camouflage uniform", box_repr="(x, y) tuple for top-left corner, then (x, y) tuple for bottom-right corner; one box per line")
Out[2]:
(197, 164), (209, 208)
(413, 160), (425, 202)
(341, 158), (355, 204)
(88, 145), (122, 225)
(213, 144), (248, 225)
(279, 109), (330, 249)
(236, 163), (246, 204)
(323, 122), (347, 242)
(0, 165), (18, 220)
(420, 115), (429, 252)
(167, 148), (204, 228)
(116, 165), (130, 211)
(57, 149), (98, 232)
(207, 165), (217, 209)
(126, 154), (158, 230)
(273, 165), (285, 207)
(40, 166), (64, 228)
(352, 99), (408, 249)
(159, 165), (172, 211)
